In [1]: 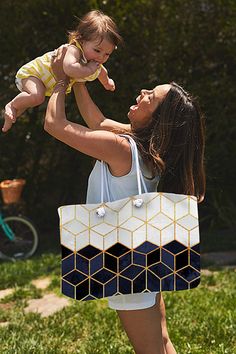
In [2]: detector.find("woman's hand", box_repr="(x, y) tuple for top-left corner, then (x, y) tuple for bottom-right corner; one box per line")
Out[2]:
(51, 44), (69, 83)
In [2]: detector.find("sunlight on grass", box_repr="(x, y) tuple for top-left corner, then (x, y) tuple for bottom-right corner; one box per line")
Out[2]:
(0, 254), (235, 353)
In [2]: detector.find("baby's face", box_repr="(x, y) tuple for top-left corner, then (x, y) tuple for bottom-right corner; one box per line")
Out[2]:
(82, 38), (115, 64)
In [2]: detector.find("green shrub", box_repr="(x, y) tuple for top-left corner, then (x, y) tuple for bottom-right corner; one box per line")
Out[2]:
(0, 0), (235, 232)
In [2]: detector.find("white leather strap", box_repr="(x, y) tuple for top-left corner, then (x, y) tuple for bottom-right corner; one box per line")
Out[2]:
(100, 135), (148, 203)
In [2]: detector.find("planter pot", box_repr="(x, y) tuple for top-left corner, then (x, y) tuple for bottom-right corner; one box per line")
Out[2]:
(0, 179), (26, 204)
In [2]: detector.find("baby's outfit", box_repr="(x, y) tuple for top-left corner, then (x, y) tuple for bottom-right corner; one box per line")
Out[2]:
(86, 136), (160, 310)
(15, 40), (102, 96)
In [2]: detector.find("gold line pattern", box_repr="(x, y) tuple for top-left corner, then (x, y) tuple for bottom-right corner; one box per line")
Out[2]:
(59, 192), (200, 300)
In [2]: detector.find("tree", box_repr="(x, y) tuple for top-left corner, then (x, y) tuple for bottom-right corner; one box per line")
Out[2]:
(0, 0), (235, 231)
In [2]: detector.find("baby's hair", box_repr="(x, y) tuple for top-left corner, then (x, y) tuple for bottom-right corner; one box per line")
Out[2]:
(68, 10), (123, 47)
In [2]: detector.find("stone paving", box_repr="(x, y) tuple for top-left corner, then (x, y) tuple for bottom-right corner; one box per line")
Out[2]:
(0, 276), (70, 320)
(31, 276), (51, 290)
(0, 252), (235, 322)
(0, 288), (14, 300)
(24, 293), (70, 317)
(0, 321), (9, 327)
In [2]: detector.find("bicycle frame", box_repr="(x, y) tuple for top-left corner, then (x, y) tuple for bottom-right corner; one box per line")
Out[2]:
(0, 211), (15, 241)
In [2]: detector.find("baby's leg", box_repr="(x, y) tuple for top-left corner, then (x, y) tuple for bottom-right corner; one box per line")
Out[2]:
(3, 77), (46, 132)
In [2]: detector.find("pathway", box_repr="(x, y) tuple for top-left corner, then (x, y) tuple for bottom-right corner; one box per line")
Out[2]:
(0, 252), (235, 326)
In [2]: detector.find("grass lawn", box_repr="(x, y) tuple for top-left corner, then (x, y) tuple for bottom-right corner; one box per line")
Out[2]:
(0, 253), (235, 354)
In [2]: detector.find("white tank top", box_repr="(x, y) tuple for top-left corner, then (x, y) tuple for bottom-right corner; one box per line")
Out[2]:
(86, 136), (159, 203)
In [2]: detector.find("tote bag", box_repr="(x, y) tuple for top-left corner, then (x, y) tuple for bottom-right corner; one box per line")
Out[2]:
(58, 136), (200, 301)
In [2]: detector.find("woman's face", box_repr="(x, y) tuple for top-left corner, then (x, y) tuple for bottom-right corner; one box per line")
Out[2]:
(128, 84), (171, 129)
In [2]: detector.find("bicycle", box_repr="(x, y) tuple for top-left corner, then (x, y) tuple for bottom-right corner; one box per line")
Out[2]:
(0, 203), (39, 261)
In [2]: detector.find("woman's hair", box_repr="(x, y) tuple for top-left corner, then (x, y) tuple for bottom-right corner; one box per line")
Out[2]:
(68, 10), (122, 47)
(127, 82), (206, 203)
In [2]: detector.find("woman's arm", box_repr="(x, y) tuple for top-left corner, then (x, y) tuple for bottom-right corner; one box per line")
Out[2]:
(44, 82), (131, 172)
(44, 46), (131, 175)
(73, 82), (131, 132)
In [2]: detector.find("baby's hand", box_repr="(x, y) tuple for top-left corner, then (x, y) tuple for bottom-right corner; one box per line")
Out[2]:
(103, 78), (115, 91)
(87, 60), (100, 75)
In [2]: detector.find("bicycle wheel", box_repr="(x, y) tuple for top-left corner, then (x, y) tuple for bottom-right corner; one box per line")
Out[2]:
(0, 216), (38, 260)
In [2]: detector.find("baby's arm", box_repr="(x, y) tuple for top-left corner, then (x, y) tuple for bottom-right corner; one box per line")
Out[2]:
(63, 45), (99, 80)
(98, 65), (115, 91)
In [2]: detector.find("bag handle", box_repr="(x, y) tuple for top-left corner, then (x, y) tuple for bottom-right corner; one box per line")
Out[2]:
(100, 135), (148, 204)
(126, 135), (148, 195)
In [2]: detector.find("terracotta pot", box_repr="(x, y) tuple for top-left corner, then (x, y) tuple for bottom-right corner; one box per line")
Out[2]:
(0, 179), (26, 204)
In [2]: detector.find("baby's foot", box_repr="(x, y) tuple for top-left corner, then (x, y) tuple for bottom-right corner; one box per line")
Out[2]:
(103, 78), (115, 91)
(2, 102), (16, 132)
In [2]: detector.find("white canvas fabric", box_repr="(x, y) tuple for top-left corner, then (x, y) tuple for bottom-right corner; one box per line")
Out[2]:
(58, 136), (200, 307)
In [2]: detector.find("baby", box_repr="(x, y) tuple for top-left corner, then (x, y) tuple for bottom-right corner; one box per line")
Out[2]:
(3, 10), (122, 132)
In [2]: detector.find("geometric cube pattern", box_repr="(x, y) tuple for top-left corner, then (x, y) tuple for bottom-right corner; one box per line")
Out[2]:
(58, 192), (200, 301)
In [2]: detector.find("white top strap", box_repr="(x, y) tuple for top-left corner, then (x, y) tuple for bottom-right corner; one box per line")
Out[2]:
(124, 135), (148, 194)
(100, 161), (110, 203)
(100, 134), (148, 203)
(100, 159), (104, 203)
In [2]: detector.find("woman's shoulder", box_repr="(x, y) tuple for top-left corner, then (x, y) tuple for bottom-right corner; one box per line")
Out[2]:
(119, 134), (159, 180)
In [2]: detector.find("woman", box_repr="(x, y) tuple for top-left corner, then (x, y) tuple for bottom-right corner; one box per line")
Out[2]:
(44, 46), (205, 354)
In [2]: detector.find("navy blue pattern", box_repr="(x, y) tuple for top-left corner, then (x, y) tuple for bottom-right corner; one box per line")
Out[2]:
(119, 252), (132, 272)
(133, 270), (146, 292)
(62, 254), (75, 275)
(61, 241), (200, 300)
(133, 251), (146, 267)
(190, 250), (201, 271)
(119, 276), (131, 293)
(90, 253), (103, 274)
(161, 249), (174, 270)
(76, 254), (89, 275)
(147, 248), (160, 266)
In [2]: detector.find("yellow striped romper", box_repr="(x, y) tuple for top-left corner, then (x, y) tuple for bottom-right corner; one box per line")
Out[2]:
(15, 40), (102, 96)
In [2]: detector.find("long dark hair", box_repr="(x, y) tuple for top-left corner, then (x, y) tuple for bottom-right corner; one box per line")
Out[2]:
(130, 82), (206, 202)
